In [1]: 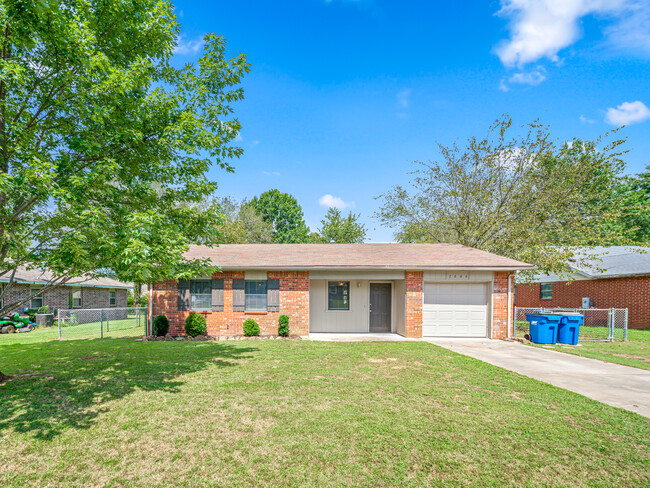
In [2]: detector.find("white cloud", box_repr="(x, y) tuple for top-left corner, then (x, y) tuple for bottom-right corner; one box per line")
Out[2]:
(579, 115), (596, 124)
(494, 0), (646, 67)
(510, 67), (547, 85)
(234, 132), (243, 142)
(263, 171), (281, 176)
(605, 101), (650, 126)
(396, 89), (411, 109)
(318, 194), (352, 209)
(499, 67), (546, 91)
(173, 35), (205, 55)
(604, 2), (650, 55)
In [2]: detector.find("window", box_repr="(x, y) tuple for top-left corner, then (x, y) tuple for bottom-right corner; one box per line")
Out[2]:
(245, 280), (267, 311)
(328, 281), (350, 310)
(71, 288), (82, 308)
(190, 280), (211, 310)
(31, 287), (44, 309)
(540, 283), (552, 300)
(109, 290), (116, 306)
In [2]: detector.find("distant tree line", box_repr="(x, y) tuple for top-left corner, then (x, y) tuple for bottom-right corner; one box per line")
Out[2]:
(376, 115), (650, 277)
(208, 189), (367, 244)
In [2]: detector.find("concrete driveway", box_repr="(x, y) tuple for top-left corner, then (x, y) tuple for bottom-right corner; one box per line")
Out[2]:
(427, 339), (650, 418)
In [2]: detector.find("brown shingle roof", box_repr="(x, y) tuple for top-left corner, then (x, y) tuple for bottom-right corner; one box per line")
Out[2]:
(186, 243), (533, 270)
(0, 268), (132, 289)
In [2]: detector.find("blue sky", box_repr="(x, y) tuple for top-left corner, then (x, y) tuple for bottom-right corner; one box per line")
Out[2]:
(172, 0), (650, 241)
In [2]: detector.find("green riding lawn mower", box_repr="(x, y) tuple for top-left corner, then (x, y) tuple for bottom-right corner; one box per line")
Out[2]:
(0, 314), (39, 334)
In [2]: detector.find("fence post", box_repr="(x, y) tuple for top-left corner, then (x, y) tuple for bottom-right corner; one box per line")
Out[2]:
(100, 310), (103, 339)
(608, 309), (614, 341)
(624, 308), (628, 341)
(106, 309), (110, 332)
(58, 311), (61, 339)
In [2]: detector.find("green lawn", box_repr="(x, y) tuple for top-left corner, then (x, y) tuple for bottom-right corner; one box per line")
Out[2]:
(1, 339), (648, 487)
(0, 315), (146, 345)
(533, 329), (650, 370)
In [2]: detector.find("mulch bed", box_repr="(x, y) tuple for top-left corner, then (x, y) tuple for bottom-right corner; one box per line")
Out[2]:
(136, 334), (304, 342)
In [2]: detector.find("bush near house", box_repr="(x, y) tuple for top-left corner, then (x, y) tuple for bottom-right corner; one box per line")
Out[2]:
(184, 313), (207, 337)
(278, 314), (289, 337)
(243, 318), (260, 336)
(153, 315), (170, 337)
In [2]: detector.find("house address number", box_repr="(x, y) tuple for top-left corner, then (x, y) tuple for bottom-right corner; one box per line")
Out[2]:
(446, 272), (470, 280)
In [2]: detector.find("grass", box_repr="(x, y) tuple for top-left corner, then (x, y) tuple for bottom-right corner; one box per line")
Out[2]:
(533, 329), (650, 370)
(0, 315), (146, 345)
(0, 339), (648, 487)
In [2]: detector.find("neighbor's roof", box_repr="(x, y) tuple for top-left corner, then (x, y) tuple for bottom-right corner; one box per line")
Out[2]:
(569, 246), (650, 278)
(0, 268), (132, 289)
(185, 243), (533, 270)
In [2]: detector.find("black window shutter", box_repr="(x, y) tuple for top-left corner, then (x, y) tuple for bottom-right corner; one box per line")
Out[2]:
(177, 279), (190, 311)
(211, 278), (224, 312)
(267, 279), (280, 312)
(232, 279), (245, 312)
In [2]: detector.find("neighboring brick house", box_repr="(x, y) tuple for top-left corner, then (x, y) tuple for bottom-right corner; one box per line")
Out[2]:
(151, 244), (532, 338)
(515, 246), (650, 329)
(0, 268), (131, 316)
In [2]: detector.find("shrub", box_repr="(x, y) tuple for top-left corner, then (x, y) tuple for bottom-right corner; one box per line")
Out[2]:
(243, 318), (260, 336)
(37, 305), (50, 314)
(153, 314), (170, 337)
(185, 313), (207, 337)
(278, 314), (289, 337)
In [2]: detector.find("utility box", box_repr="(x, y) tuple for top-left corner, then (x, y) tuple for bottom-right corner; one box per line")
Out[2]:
(581, 297), (591, 309)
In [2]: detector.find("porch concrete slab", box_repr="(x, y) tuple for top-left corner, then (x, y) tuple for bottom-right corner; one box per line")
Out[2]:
(309, 333), (417, 342)
(426, 338), (650, 418)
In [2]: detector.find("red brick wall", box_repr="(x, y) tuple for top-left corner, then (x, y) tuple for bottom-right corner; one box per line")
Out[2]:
(405, 271), (423, 338)
(152, 271), (310, 336)
(492, 272), (513, 339)
(1, 283), (128, 315)
(516, 276), (650, 329)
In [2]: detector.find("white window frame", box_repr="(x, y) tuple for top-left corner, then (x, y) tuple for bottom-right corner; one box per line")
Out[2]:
(540, 283), (553, 300)
(328, 281), (350, 311)
(245, 280), (267, 311)
(189, 279), (212, 311)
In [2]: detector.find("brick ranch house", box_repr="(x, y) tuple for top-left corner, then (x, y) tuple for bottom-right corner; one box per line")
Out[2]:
(515, 246), (650, 329)
(0, 268), (131, 316)
(151, 243), (532, 338)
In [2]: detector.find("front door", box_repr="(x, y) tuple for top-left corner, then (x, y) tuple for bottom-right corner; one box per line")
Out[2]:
(369, 283), (391, 332)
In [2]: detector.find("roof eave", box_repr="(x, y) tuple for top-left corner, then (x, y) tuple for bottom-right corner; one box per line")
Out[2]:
(215, 265), (534, 272)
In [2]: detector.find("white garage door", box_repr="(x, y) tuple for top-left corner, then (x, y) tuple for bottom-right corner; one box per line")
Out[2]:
(423, 282), (488, 337)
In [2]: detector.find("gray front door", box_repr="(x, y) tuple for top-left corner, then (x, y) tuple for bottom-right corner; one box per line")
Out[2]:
(369, 283), (391, 332)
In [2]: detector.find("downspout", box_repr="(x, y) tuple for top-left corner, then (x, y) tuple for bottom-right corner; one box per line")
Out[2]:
(507, 273), (512, 339)
(148, 283), (153, 336)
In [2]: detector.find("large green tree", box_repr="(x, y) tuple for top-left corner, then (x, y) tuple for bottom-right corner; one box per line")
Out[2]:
(317, 208), (367, 243)
(251, 189), (310, 243)
(376, 116), (633, 276)
(0, 0), (249, 315)
(606, 167), (650, 244)
(213, 196), (275, 244)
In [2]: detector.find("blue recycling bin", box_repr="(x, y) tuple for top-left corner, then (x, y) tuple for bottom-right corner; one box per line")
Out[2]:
(558, 314), (583, 345)
(525, 314), (561, 344)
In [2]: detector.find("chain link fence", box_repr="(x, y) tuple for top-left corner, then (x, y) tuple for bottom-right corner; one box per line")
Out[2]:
(54, 307), (148, 340)
(514, 307), (628, 342)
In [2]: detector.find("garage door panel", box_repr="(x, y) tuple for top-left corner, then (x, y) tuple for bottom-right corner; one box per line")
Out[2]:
(423, 282), (488, 337)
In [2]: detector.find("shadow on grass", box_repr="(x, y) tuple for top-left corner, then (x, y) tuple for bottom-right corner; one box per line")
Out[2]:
(0, 338), (257, 440)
